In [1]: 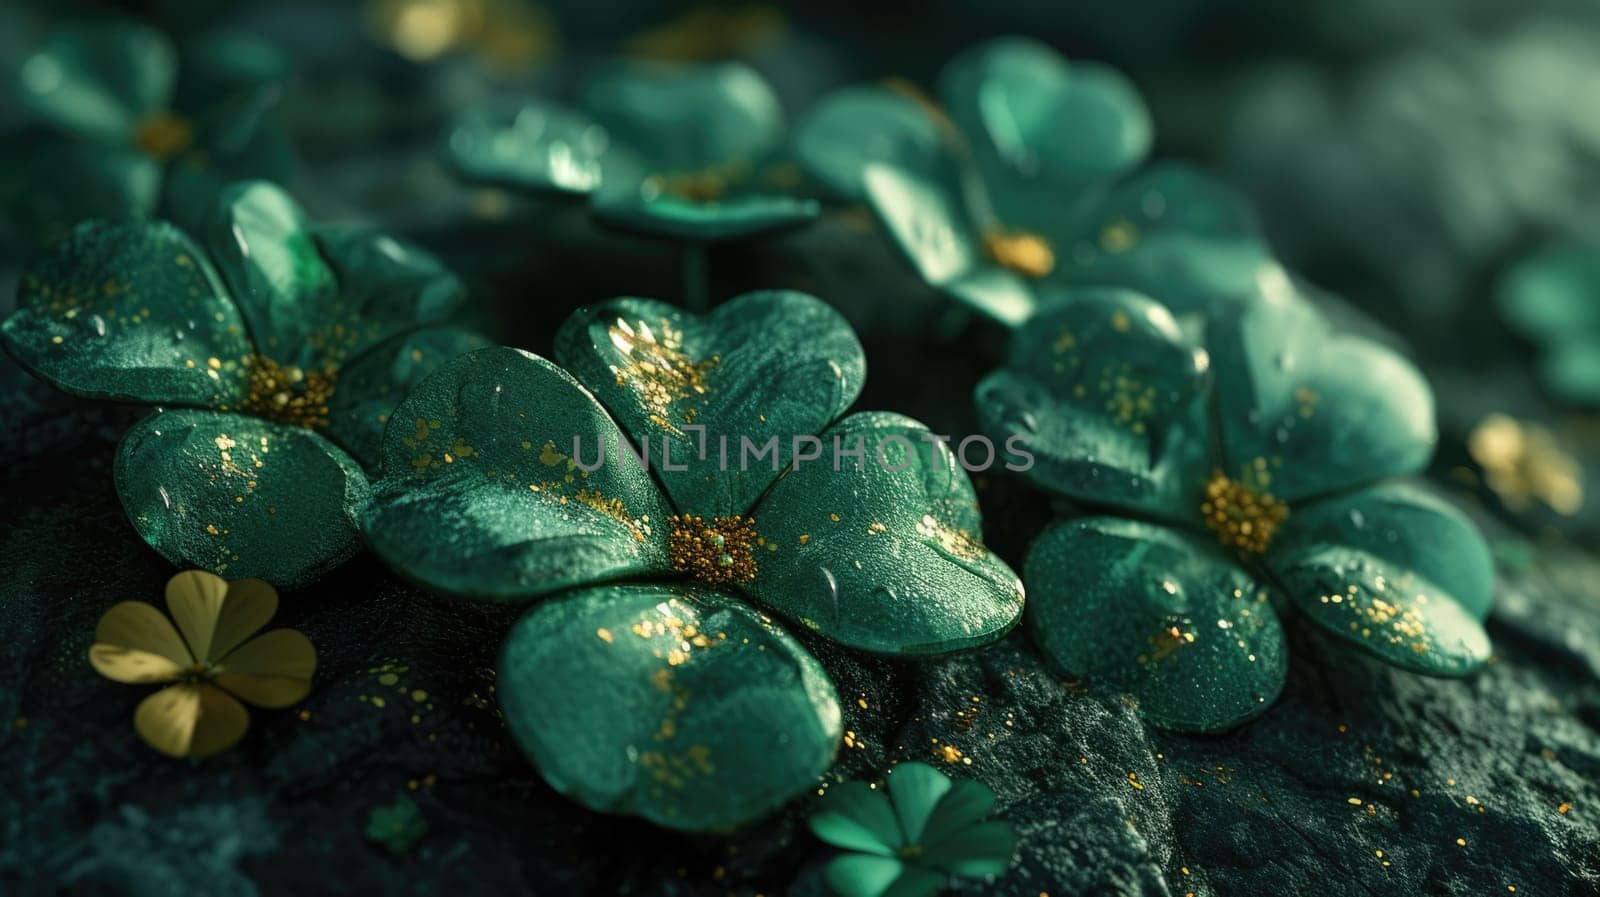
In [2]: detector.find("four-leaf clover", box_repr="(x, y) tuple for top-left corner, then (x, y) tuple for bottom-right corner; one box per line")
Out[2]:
(1, 180), (488, 586)
(810, 762), (1017, 897)
(362, 290), (1024, 829)
(978, 285), (1494, 731)
(89, 570), (316, 758)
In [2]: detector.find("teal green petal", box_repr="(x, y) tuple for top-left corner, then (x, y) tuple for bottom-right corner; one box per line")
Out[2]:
(1024, 517), (1288, 733)
(1496, 242), (1600, 340)
(554, 291), (864, 517)
(16, 21), (175, 140)
(439, 100), (614, 197)
(1267, 483), (1493, 675)
(922, 820), (1017, 878)
(581, 60), (783, 173)
(748, 412), (1025, 656)
(204, 180), (339, 366)
(792, 85), (949, 202)
(975, 288), (1212, 521)
(0, 132), (160, 250)
(589, 191), (819, 243)
(114, 408), (369, 588)
(862, 163), (1033, 326)
(809, 783), (901, 855)
(941, 267), (1038, 330)
(824, 855), (917, 897)
(940, 37), (1149, 226)
(1210, 287), (1436, 503)
(362, 346), (674, 602)
(313, 226), (473, 336)
(325, 326), (492, 468)
(498, 584), (841, 832)
(918, 779), (996, 848)
(2, 219), (250, 406)
(886, 762), (952, 844)
(1061, 164), (1280, 315)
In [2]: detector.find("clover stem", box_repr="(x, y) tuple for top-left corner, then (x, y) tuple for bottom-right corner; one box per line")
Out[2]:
(683, 244), (709, 311)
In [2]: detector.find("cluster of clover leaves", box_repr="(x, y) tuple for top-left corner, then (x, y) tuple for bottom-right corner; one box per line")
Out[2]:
(2, 21), (1496, 895)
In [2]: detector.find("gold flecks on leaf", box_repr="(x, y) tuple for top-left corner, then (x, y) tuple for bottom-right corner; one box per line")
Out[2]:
(132, 110), (194, 160)
(1201, 471), (1289, 554)
(242, 355), (338, 430)
(915, 513), (986, 561)
(983, 229), (1056, 279)
(89, 570), (316, 758)
(1467, 413), (1584, 516)
(668, 514), (759, 584)
(607, 318), (719, 432)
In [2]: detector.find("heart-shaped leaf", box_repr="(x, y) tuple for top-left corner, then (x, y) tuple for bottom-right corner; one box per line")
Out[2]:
(862, 163), (1033, 326)
(580, 60), (784, 174)
(498, 584), (840, 832)
(554, 291), (864, 517)
(1025, 516), (1288, 733)
(2, 219), (251, 406)
(115, 408), (369, 587)
(325, 325), (492, 468)
(975, 288), (1212, 522)
(793, 85), (950, 203)
(17, 21), (176, 140)
(1267, 483), (1493, 676)
(1210, 286), (1436, 503)
(439, 100), (617, 198)
(161, 86), (296, 233)
(362, 346), (675, 601)
(940, 36), (1149, 230)
(746, 411), (1025, 656)
(1060, 164), (1281, 315)
(204, 180), (339, 368)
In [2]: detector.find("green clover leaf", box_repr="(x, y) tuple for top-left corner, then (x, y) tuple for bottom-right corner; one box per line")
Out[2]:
(796, 39), (1152, 326)
(1, 183), (487, 585)
(3, 19), (293, 251)
(939, 36), (1150, 235)
(984, 284), (1491, 731)
(810, 762), (1017, 897)
(363, 293), (1022, 829)
(975, 288), (1211, 521)
(499, 584), (841, 832)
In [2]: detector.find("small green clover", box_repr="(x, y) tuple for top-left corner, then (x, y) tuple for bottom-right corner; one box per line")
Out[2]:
(1, 19), (293, 251)
(365, 796), (427, 855)
(1496, 241), (1600, 406)
(810, 763), (1017, 897)
(362, 291), (1024, 831)
(1, 180), (488, 586)
(441, 60), (818, 246)
(979, 285), (1494, 732)
(794, 40), (1283, 328)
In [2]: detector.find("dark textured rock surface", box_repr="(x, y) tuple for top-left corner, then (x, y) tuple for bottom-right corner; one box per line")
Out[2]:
(2, 341), (1598, 896)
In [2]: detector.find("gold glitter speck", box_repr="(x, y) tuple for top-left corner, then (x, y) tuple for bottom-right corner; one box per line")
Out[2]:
(1201, 470), (1288, 553)
(668, 514), (758, 584)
